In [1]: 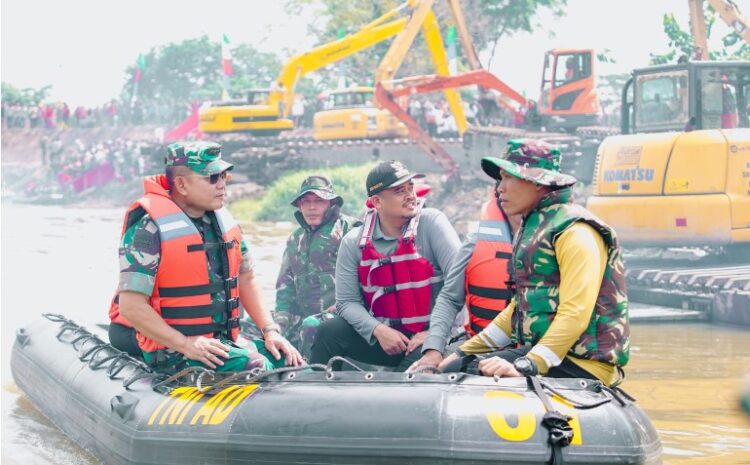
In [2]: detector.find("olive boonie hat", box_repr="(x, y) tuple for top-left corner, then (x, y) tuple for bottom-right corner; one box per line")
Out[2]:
(291, 175), (343, 206)
(165, 141), (233, 176)
(366, 160), (425, 196)
(481, 138), (576, 187)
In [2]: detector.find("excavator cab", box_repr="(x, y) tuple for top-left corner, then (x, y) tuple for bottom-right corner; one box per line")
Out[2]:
(538, 49), (600, 131)
(198, 88), (293, 136)
(620, 61), (750, 134)
(313, 87), (408, 141)
(587, 60), (750, 247)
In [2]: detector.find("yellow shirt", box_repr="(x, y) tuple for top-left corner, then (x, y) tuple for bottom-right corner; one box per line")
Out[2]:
(459, 222), (618, 386)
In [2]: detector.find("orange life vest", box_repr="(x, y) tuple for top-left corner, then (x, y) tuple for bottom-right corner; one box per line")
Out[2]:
(464, 199), (513, 336)
(108, 175), (243, 353)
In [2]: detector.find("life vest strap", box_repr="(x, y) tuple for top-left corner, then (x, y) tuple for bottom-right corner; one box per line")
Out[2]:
(376, 315), (430, 327)
(171, 317), (240, 337)
(467, 284), (513, 300)
(470, 321), (485, 335)
(367, 276), (441, 308)
(161, 297), (239, 319)
(468, 304), (502, 320)
(495, 251), (513, 259)
(187, 240), (236, 252)
(359, 252), (422, 268)
(363, 276), (442, 296)
(158, 276), (238, 298)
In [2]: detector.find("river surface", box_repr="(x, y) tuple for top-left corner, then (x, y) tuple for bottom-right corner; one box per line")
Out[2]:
(2, 203), (749, 464)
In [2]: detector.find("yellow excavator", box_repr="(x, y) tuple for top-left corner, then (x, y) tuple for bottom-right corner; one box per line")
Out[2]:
(587, 0), (750, 247)
(199, 3), (411, 136)
(312, 87), (409, 141)
(313, 0), (468, 141)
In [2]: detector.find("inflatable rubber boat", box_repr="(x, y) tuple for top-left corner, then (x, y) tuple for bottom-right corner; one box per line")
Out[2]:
(11, 314), (662, 465)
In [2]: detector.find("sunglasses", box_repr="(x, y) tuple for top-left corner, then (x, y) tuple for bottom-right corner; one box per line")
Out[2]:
(184, 171), (231, 185)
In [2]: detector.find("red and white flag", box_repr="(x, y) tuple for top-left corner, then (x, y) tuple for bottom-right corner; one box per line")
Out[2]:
(222, 33), (233, 77)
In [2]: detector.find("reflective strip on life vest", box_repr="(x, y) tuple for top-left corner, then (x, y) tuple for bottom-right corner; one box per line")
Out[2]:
(375, 314), (431, 326)
(475, 219), (511, 242)
(367, 276), (442, 307)
(359, 252), (422, 268)
(153, 213), (200, 241)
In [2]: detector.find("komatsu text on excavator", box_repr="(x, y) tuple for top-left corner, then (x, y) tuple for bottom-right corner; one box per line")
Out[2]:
(587, 0), (750, 248)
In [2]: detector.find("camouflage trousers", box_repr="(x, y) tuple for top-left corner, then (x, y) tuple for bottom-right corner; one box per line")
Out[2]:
(143, 339), (285, 373)
(242, 312), (336, 362)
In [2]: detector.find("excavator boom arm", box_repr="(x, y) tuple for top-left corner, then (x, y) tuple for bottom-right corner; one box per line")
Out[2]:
(272, 16), (408, 117)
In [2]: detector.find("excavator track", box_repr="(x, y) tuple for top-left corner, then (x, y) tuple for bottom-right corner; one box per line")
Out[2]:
(625, 251), (750, 325)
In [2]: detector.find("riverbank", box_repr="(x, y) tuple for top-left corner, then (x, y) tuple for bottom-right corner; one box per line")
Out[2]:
(1, 127), (498, 224)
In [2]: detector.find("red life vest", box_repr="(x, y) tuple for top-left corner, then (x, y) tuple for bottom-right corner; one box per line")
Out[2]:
(108, 175), (243, 353)
(357, 202), (437, 334)
(464, 199), (513, 336)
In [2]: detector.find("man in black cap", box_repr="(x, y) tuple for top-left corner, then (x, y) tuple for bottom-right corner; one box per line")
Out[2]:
(274, 175), (361, 358)
(309, 161), (461, 370)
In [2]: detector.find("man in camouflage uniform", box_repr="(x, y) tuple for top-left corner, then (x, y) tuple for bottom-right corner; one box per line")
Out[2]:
(440, 139), (629, 386)
(109, 141), (302, 372)
(275, 175), (361, 358)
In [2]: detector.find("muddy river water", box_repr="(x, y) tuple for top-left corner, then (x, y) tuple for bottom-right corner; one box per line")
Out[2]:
(2, 203), (749, 464)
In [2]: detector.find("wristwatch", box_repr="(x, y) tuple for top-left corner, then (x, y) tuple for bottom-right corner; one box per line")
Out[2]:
(262, 323), (281, 337)
(513, 356), (538, 377)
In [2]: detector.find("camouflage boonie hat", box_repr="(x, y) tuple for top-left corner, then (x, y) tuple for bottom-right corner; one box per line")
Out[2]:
(481, 138), (576, 187)
(165, 141), (233, 176)
(291, 175), (343, 206)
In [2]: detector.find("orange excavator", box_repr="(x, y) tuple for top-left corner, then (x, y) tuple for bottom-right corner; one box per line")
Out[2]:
(372, 0), (600, 183)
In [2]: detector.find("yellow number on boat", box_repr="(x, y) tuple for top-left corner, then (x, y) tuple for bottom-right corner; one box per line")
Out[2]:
(483, 391), (583, 445)
(483, 391), (536, 442)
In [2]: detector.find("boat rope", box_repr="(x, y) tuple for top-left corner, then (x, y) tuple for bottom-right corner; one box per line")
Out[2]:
(325, 356), (366, 373)
(42, 313), (155, 387)
(528, 375), (574, 465)
(537, 379), (613, 410)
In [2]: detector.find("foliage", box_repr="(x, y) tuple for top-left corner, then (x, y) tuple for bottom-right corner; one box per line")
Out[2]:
(451, 0), (568, 69)
(650, 8), (750, 65)
(1, 82), (51, 106)
(121, 36), (283, 106)
(234, 164), (375, 222)
(284, 0), (568, 83)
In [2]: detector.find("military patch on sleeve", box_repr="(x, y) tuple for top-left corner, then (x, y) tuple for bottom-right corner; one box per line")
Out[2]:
(132, 232), (155, 250)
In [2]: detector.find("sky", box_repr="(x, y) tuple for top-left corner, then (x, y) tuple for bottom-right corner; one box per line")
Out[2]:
(1, 0), (738, 108)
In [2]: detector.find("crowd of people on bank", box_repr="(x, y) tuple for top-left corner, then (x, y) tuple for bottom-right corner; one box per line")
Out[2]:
(107, 139), (630, 388)
(24, 137), (156, 198)
(1, 99), (196, 130)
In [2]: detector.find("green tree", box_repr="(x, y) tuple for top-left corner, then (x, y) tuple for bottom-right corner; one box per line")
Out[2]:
(650, 6), (750, 65)
(121, 36), (282, 107)
(1, 82), (51, 106)
(285, 0), (568, 84)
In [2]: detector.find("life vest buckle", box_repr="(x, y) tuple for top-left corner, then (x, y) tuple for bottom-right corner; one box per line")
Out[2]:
(227, 317), (240, 329)
(378, 257), (392, 266)
(382, 285), (397, 295)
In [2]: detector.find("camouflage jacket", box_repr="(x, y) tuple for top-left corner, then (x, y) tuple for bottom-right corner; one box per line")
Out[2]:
(275, 206), (361, 317)
(510, 187), (630, 366)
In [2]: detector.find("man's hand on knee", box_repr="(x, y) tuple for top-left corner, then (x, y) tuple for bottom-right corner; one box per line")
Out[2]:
(373, 324), (409, 355)
(181, 336), (230, 369)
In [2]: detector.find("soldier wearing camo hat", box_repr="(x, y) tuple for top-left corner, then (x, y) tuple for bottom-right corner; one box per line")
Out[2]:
(108, 141), (302, 373)
(274, 175), (361, 359)
(440, 138), (630, 387)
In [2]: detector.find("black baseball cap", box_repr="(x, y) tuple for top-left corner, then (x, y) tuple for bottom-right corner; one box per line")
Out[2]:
(366, 160), (425, 196)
